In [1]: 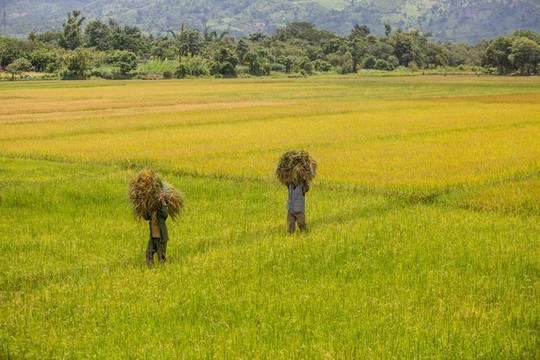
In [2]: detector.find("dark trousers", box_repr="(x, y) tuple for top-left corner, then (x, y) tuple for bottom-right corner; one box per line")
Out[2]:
(146, 237), (167, 266)
(287, 212), (307, 233)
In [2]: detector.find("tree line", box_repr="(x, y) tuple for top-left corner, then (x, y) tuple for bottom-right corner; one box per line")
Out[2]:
(1, 10), (539, 80)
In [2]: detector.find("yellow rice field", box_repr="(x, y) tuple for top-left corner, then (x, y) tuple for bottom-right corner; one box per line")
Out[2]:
(1, 76), (539, 358)
(1, 76), (539, 203)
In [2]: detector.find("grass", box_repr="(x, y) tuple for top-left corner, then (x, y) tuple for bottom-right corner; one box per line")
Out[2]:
(136, 59), (181, 75)
(0, 75), (539, 358)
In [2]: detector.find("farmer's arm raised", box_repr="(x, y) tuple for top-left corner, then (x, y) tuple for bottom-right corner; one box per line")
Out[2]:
(143, 210), (151, 221)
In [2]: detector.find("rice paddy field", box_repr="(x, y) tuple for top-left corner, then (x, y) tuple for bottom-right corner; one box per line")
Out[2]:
(0, 76), (539, 358)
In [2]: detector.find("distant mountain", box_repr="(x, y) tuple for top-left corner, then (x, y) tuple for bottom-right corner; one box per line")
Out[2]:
(2, 0), (539, 43)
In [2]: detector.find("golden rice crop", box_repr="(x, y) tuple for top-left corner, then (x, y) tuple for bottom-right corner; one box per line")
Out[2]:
(1, 77), (539, 193)
(449, 177), (540, 213)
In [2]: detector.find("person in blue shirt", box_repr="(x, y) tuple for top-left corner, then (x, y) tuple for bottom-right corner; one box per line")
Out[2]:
(286, 181), (309, 233)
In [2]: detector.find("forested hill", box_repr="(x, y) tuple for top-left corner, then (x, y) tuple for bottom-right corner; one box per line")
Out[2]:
(3, 0), (540, 43)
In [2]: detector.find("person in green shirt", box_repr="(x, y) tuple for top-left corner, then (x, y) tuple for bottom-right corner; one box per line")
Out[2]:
(143, 195), (169, 267)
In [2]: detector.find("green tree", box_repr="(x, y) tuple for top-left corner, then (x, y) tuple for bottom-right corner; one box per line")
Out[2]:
(30, 49), (60, 72)
(5, 57), (32, 80)
(510, 37), (540, 74)
(244, 50), (270, 76)
(60, 10), (86, 50)
(168, 27), (204, 57)
(203, 24), (229, 42)
(384, 22), (392, 38)
(362, 54), (376, 69)
(280, 56), (295, 73)
(85, 19), (112, 50)
(390, 29), (431, 68)
(443, 42), (478, 67)
(235, 39), (250, 64)
(110, 23), (150, 55)
(0, 38), (34, 68)
(210, 46), (238, 77)
(274, 22), (334, 46)
(395, 31), (417, 66)
(321, 37), (347, 55)
(63, 48), (92, 79)
(297, 57), (313, 75)
(387, 55), (399, 68)
(484, 36), (514, 74)
(151, 38), (179, 60)
(349, 33), (393, 72)
(374, 58), (393, 71)
(35, 30), (64, 46)
(248, 33), (268, 42)
(327, 51), (354, 74)
(424, 42), (448, 68)
(512, 29), (540, 44)
(108, 50), (138, 75)
(349, 24), (370, 39)
(349, 37), (368, 72)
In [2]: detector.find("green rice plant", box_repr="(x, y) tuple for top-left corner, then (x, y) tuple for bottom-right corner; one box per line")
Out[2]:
(0, 156), (538, 358)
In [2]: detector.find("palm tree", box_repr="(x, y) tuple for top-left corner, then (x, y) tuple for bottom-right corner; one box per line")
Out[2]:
(203, 23), (229, 42)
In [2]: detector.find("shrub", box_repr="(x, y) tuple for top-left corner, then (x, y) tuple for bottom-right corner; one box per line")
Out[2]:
(108, 50), (138, 75)
(30, 49), (59, 72)
(163, 69), (173, 79)
(374, 59), (394, 71)
(387, 55), (400, 68)
(298, 57), (313, 75)
(90, 66), (116, 79)
(62, 48), (93, 79)
(313, 59), (332, 72)
(5, 58), (33, 80)
(175, 63), (190, 78)
(408, 61), (419, 72)
(175, 55), (210, 78)
(244, 51), (271, 76)
(362, 55), (377, 69)
(270, 63), (286, 72)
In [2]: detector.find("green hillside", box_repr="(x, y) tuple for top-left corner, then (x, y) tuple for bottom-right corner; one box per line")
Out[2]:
(2, 0), (540, 43)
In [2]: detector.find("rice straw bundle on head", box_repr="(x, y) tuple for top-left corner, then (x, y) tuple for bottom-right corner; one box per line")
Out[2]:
(275, 150), (317, 186)
(128, 169), (185, 220)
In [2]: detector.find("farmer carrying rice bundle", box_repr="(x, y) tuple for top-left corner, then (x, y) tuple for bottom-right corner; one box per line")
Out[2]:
(275, 150), (316, 233)
(128, 168), (184, 267)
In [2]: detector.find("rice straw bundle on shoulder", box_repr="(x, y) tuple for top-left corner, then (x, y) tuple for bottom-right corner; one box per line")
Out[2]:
(162, 182), (185, 220)
(275, 150), (317, 186)
(128, 169), (185, 220)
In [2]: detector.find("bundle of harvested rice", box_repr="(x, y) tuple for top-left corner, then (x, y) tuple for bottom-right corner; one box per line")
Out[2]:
(128, 169), (184, 220)
(275, 150), (317, 186)
(162, 182), (185, 220)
